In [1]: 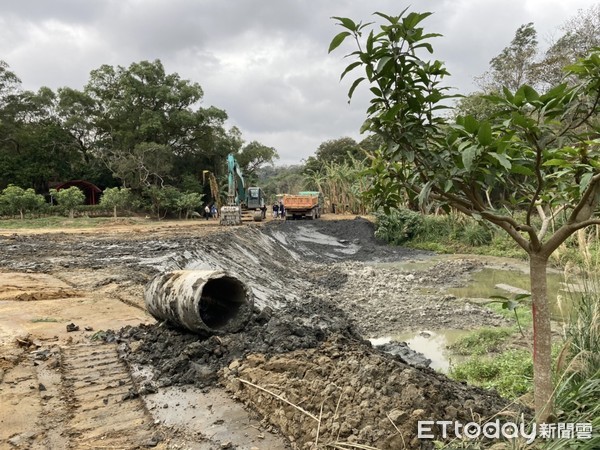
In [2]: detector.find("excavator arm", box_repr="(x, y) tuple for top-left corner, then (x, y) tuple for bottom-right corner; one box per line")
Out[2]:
(226, 153), (246, 207)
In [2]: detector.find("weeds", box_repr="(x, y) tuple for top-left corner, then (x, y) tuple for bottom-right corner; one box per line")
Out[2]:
(449, 328), (514, 356)
(548, 273), (600, 449)
(374, 208), (524, 258)
(487, 294), (531, 337)
(449, 349), (533, 398)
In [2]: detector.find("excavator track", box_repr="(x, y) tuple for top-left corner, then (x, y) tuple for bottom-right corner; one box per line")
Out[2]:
(60, 342), (156, 448)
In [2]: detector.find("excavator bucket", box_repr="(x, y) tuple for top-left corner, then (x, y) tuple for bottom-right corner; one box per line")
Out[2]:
(220, 205), (242, 225)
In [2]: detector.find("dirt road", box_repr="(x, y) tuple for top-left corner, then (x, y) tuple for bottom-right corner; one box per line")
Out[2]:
(0, 217), (522, 449)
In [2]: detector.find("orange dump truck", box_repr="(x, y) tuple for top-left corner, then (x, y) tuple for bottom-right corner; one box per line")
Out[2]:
(282, 191), (323, 220)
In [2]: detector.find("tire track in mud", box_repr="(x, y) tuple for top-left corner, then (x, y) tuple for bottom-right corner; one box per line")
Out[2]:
(60, 343), (157, 449)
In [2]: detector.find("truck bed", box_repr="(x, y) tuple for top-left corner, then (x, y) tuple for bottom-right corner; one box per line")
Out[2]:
(283, 195), (318, 210)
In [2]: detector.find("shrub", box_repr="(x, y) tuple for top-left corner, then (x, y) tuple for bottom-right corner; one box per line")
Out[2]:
(460, 221), (493, 246)
(449, 327), (513, 356)
(374, 208), (424, 244)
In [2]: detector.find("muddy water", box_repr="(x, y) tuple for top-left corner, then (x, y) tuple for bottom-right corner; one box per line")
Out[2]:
(448, 267), (571, 319)
(369, 254), (577, 368)
(371, 329), (470, 373)
(373, 255), (573, 319)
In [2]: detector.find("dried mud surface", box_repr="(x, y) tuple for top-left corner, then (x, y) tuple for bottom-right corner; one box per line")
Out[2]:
(0, 217), (524, 449)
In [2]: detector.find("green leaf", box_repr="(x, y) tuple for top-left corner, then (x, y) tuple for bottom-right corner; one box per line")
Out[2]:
(418, 180), (433, 208)
(477, 121), (492, 146)
(523, 85), (539, 103)
(463, 115), (478, 134)
(540, 83), (567, 102)
(413, 42), (434, 53)
(511, 164), (534, 176)
(376, 56), (393, 74)
(359, 119), (372, 133)
(462, 146), (478, 171)
(329, 31), (351, 53)
(331, 17), (357, 31)
(347, 77), (365, 100)
(502, 86), (514, 102)
(489, 152), (511, 170)
(340, 61), (362, 80)
(580, 172), (593, 195)
(511, 112), (531, 128)
(444, 179), (453, 192)
(504, 300), (520, 311)
(513, 86), (526, 106)
(403, 11), (433, 29)
(543, 159), (569, 167)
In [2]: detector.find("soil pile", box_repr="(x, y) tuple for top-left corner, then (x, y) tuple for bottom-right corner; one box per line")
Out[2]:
(223, 336), (519, 449)
(110, 296), (364, 389)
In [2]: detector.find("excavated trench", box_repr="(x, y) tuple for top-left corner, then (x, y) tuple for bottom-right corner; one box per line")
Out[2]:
(0, 218), (527, 449)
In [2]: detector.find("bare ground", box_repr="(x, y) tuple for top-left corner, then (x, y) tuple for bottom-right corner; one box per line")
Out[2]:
(0, 217), (526, 449)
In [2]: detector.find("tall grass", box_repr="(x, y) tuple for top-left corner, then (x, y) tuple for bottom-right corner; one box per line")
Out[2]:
(547, 273), (600, 449)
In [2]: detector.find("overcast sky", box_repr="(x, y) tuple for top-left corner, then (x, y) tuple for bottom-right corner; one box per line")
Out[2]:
(1, 1), (598, 165)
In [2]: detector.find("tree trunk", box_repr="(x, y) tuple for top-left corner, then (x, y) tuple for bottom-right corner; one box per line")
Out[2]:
(113, 205), (117, 219)
(530, 253), (553, 422)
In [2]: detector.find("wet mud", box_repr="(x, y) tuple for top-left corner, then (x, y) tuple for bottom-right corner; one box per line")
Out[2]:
(0, 217), (526, 449)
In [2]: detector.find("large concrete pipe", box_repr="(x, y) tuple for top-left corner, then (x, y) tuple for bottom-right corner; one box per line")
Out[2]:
(144, 270), (253, 334)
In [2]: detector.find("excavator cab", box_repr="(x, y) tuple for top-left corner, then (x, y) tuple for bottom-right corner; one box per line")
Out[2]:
(246, 187), (264, 210)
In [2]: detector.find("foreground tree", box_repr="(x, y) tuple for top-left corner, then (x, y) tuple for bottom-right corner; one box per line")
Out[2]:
(51, 186), (85, 219)
(330, 9), (600, 421)
(99, 187), (132, 218)
(0, 185), (45, 219)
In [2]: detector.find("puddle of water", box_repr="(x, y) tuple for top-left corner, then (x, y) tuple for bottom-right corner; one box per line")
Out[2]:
(448, 268), (571, 319)
(144, 385), (287, 448)
(371, 329), (470, 373)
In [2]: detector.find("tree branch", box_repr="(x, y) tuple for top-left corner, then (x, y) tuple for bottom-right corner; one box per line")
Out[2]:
(537, 203), (566, 241)
(526, 134), (544, 227)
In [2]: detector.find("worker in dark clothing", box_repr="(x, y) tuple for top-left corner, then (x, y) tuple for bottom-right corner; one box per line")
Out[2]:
(273, 203), (279, 218)
(279, 202), (285, 219)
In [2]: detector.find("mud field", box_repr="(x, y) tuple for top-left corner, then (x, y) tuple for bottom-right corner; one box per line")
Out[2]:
(0, 217), (524, 449)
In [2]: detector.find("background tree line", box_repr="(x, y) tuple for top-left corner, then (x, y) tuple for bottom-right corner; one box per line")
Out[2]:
(0, 59), (279, 216)
(1, 5), (598, 220)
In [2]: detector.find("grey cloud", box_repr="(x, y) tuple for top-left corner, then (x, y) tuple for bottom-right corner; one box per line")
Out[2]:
(0, 0), (597, 163)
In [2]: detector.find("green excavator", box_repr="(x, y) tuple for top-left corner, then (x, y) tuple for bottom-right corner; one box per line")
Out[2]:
(220, 153), (266, 225)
